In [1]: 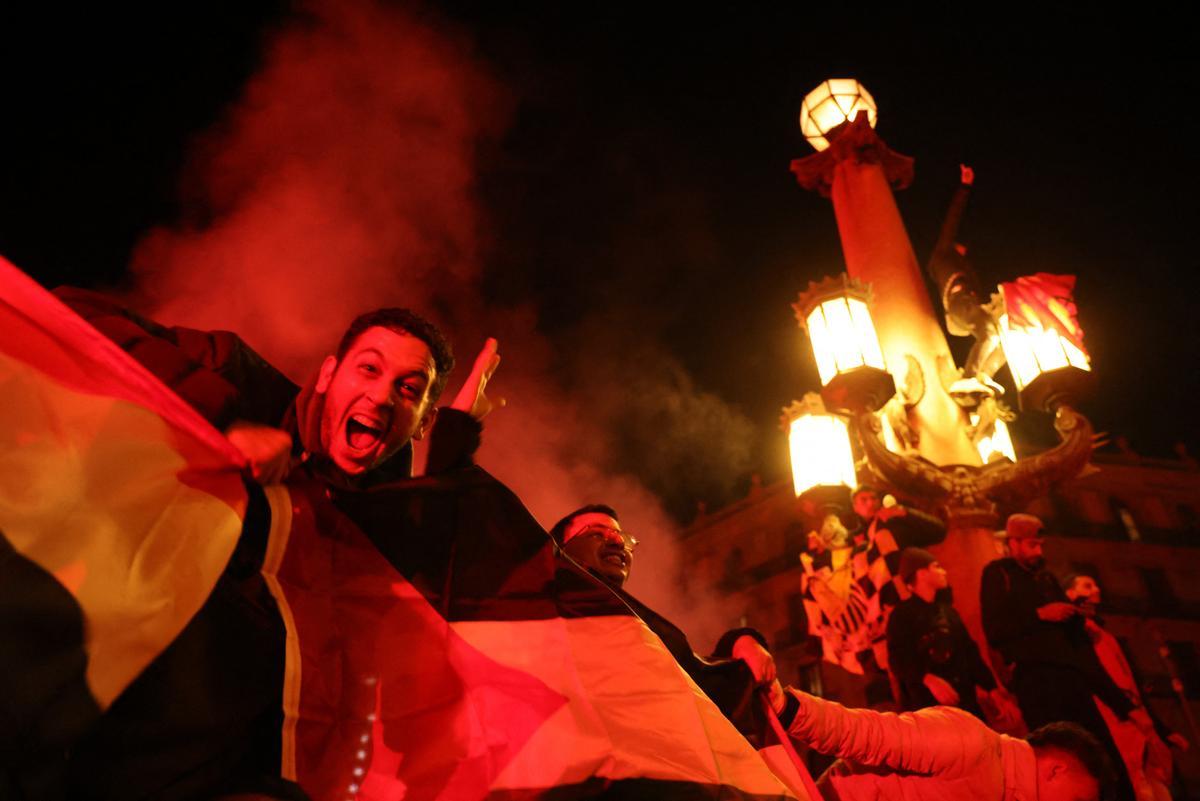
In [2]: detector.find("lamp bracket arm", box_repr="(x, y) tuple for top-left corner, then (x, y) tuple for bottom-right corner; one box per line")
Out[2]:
(974, 405), (1096, 507)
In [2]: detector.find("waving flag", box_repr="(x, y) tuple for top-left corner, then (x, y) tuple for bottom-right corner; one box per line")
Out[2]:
(3, 256), (803, 798)
(263, 466), (803, 800)
(0, 256), (249, 783)
(1000, 273), (1088, 354)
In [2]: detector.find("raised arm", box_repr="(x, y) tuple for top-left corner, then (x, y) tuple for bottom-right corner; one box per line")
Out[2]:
(425, 338), (501, 475)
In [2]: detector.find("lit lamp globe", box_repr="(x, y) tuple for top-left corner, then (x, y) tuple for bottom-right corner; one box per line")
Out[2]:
(793, 274), (895, 412)
(994, 276), (1093, 412)
(783, 394), (856, 508)
(799, 78), (878, 151)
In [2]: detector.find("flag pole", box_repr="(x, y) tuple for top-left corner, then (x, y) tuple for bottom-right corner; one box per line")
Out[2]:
(759, 689), (824, 800)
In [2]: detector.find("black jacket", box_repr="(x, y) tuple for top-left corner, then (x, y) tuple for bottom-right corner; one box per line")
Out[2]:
(980, 557), (1133, 718)
(886, 590), (994, 714)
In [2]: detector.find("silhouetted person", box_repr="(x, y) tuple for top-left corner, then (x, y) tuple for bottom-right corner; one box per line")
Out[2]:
(887, 548), (1014, 725)
(982, 513), (1142, 801)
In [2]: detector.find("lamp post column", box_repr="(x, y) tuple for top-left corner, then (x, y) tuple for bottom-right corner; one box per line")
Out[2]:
(790, 81), (1097, 678)
(796, 117), (980, 467)
(793, 114), (997, 643)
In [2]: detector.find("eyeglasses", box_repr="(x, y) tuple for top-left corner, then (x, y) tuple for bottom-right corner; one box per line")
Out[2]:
(572, 524), (639, 553)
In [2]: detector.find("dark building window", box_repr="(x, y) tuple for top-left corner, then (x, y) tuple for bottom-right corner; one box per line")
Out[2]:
(1112, 501), (1142, 542)
(719, 547), (746, 592)
(774, 592), (808, 649)
(787, 592), (807, 633)
(1166, 641), (1200, 699)
(1178, 504), (1199, 533)
(784, 522), (806, 557)
(1138, 568), (1178, 614)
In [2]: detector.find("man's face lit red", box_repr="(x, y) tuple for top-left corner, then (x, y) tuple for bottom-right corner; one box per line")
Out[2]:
(1008, 535), (1045, 571)
(916, 561), (949, 593)
(1066, 575), (1102, 606)
(853, 491), (880, 520)
(562, 512), (636, 588)
(315, 326), (437, 476)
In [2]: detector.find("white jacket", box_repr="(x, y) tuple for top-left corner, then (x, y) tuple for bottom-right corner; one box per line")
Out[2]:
(786, 690), (1037, 801)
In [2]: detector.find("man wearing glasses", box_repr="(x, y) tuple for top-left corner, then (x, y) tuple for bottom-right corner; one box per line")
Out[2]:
(550, 506), (791, 742)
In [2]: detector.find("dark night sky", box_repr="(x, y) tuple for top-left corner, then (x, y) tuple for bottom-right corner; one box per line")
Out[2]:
(2, 5), (1197, 516)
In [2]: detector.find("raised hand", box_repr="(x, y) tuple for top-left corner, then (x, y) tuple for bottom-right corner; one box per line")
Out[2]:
(226, 422), (293, 485)
(451, 337), (504, 421)
(732, 635), (777, 685)
(1036, 602), (1079, 622)
(923, 673), (960, 706)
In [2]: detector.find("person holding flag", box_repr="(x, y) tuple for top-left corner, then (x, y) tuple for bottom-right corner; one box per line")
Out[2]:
(4, 258), (810, 800)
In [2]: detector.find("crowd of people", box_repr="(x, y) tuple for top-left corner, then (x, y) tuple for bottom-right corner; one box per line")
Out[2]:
(5, 290), (1190, 801)
(799, 485), (1190, 801)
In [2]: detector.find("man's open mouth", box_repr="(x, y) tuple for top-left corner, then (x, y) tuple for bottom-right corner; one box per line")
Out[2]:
(602, 552), (628, 569)
(345, 413), (386, 452)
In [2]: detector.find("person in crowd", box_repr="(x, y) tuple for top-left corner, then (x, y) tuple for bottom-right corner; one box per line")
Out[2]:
(982, 512), (1144, 801)
(799, 487), (946, 695)
(551, 505), (792, 741)
(1065, 572), (1188, 801)
(849, 485), (946, 552)
(55, 291), (498, 800)
(782, 685), (1114, 801)
(886, 548), (1014, 724)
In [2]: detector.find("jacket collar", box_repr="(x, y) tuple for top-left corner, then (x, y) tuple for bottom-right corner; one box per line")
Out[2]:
(1002, 737), (1038, 801)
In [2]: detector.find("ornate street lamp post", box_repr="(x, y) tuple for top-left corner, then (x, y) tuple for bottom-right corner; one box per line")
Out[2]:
(786, 79), (1097, 641)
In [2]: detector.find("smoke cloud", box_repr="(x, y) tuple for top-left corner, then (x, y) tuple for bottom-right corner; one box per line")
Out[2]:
(126, 0), (753, 647)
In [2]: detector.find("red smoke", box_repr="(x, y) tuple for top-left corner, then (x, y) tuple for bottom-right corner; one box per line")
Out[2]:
(127, 0), (738, 645)
(130, 0), (501, 376)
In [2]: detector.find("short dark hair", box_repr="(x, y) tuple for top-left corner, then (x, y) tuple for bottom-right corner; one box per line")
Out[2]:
(852, 485), (880, 499)
(550, 504), (619, 545)
(334, 308), (455, 401)
(1060, 572), (1089, 592)
(1027, 722), (1114, 791)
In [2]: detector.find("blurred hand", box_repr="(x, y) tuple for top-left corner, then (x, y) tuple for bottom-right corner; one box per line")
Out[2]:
(765, 679), (786, 713)
(226, 422), (293, 485)
(923, 673), (960, 706)
(1127, 708), (1158, 735)
(732, 635), (777, 685)
(1037, 602), (1079, 622)
(1168, 732), (1189, 752)
(981, 687), (1024, 734)
(451, 338), (503, 421)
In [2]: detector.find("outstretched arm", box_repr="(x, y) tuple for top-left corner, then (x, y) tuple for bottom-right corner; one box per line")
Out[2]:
(785, 689), (991, 778)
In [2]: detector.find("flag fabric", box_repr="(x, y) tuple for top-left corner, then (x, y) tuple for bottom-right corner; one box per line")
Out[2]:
(999, 272), (1087, 353)
(3, 255), (804, 799)
(799, 522), (898, 675)
(0, 256), (249, 789)
(262, 463), (804, 800)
